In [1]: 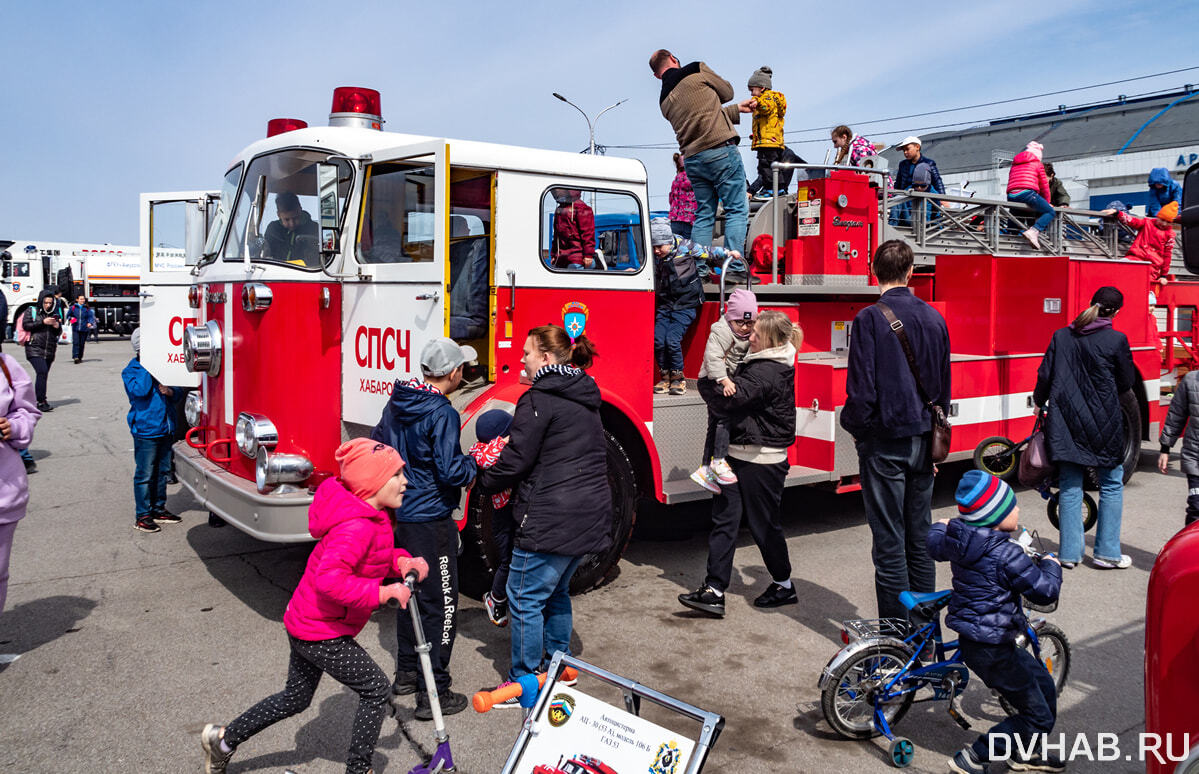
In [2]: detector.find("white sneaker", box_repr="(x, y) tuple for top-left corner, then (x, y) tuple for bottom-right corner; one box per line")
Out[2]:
(1092, 554), (1132, 569)
(689, 466), (721, 494)
(1022, 228), (1041, 249)
(709, 459), (738, 485)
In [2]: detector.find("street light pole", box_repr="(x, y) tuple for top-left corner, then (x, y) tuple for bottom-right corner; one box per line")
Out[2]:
(553, 93), (627, 154)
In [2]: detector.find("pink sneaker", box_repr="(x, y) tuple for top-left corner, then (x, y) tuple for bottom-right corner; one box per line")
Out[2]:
(709, 459), (737, 485)
(689, 466), (721, 493)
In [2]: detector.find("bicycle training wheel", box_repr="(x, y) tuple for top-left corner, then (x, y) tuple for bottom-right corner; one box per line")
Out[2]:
(1046, 491), (1097, 533)
(973, 436), (1018, 482)
(821, 645), (916, 740)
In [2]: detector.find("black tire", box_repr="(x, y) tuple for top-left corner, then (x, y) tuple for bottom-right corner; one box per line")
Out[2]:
(999, 623), (1071, 716)
(569, 431), (637, 593)
(462, 431), (638, 597)
(1046, 491), (1097, 533)
(973, 436), (1018, 481)
(820, 644), (917, 740)
(1118, 390), (1141, 485)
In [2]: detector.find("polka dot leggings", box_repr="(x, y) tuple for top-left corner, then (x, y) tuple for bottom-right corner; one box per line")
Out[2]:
(223, 635), (390, 774)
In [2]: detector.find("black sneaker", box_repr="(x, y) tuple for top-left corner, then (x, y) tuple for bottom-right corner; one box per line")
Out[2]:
(948, 747), (986, 774)
(753, 582), (798, 608)
(152, 510), (182, 524)
(36, 401), (54, 412)
(484, 592), (509, 627)
(414, 688), (468, 721)
(678, 585), (725, 617)
(391, 669), (421, 696)
(134, 518), (161, 533)
(1009, 754), (1066, 772)
(22, 459), (37, 475)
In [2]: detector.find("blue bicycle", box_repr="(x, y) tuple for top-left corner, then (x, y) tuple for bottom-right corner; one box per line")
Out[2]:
(817, 538), (1070, 768)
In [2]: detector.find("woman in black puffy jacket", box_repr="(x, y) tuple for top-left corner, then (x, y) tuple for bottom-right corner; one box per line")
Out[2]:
(1033, 286), (1136, 570)
(679, 310), (802, 617)
(476, 325), (610, 683)
(22, 290), (61, 412)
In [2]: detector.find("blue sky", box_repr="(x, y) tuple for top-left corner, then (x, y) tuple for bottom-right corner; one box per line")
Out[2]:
(2, 0), (1196, 245)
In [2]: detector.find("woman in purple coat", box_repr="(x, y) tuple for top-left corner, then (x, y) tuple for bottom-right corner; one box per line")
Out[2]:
(0, 340), (42, 622)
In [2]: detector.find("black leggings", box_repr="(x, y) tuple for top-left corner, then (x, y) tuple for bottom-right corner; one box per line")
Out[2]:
(223, 635), (390, 774)
(25, 355), (50, 403)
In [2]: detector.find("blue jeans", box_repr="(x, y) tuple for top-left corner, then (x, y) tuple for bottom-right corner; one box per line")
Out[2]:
(654, 306), (698, 372)
(1007, 189), (1055, 233)
(1058, 462), (1123, 563)
(133, 435), (173, 520)
(684, 144), (749, 256)
(506, 548), (582, 680)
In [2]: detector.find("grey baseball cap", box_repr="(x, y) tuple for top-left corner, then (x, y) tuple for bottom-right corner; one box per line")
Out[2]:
(420, 337), (477, 377)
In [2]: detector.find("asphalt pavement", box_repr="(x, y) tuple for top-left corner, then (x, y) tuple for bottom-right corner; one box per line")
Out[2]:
(0, 339), (1177, 773)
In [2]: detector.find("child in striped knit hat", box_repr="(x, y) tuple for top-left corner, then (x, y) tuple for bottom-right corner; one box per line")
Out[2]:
(928, 470), (1064, 774)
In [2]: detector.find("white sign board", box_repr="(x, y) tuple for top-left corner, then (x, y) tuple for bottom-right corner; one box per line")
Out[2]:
(511, 686), (695, 774)
(796, 199), (821, 237)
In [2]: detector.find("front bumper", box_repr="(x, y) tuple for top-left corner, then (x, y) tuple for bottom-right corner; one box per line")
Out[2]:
(174, 442), (313, 542)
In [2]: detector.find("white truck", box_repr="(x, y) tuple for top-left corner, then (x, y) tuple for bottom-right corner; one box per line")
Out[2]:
(2, 216), (212, 336)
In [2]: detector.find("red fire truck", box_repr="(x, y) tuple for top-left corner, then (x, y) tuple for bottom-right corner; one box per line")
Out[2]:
(141, 86), (1174, 592)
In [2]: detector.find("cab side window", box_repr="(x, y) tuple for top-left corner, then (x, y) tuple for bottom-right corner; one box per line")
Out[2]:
(358, 162), (436, 264)
(540, 188), (643, 273)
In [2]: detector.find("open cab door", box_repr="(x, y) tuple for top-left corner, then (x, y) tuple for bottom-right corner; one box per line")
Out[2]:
(341, 140), (450, 425)
(138, 191), (217, 386)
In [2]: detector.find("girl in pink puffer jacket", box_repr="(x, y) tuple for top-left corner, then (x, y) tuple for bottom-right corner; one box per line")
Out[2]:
(201, 438), (428, 774)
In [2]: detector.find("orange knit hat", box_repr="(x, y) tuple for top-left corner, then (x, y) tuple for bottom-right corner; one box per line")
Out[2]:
(1158, 201), (1179, 222)
(334, 438), (405, 500)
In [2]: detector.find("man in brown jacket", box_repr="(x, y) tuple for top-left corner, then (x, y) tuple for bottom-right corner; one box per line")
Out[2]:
(651, 49), (754, 279)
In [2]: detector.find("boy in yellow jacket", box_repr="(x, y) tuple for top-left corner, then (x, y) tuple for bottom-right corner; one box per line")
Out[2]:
(746, 66), (793, 199)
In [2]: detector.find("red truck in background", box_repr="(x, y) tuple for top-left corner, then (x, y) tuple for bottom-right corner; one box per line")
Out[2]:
(1144, 160), (1199, 774)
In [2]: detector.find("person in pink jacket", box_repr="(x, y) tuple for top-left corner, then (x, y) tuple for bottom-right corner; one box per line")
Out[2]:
(1006, 140), (1055, 249)
(201, 438), (429, 774)
(0, 344), (41, 630)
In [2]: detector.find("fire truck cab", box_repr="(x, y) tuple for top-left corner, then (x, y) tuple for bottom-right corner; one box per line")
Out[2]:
(146, 86), (1167, 593)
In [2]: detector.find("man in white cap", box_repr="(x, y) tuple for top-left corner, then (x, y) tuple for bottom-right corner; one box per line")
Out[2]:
(371, 337), (479, 719)
(893, 136), (945, 196)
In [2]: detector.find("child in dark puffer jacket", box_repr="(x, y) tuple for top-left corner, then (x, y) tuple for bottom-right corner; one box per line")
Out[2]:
(200, 439), (428, 774)
(928, 471), (1064, 774)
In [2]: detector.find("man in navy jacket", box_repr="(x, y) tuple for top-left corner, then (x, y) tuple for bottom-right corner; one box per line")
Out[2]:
(842, 240), (951, 621)
(371, 337), (477, 720)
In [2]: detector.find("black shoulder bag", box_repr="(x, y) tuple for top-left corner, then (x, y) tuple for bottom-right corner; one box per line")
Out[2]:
(876, 302), (951, 463)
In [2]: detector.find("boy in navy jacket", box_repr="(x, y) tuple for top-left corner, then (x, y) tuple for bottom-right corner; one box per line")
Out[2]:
(371, 337), (477, 720)
(122, 330), (181, 533)
(928, 471), (1064, 773)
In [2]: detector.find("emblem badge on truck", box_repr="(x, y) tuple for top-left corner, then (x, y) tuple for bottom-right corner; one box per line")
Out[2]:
(562, 301), (590, 340)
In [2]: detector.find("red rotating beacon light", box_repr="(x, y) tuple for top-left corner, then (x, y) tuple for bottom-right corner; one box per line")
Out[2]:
(266, 118), (309, 137)
(329, 86), (383, 130)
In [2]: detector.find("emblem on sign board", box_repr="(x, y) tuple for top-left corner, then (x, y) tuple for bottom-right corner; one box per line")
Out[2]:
(561, 302), (589, 340)
(650, 741), (682, 774)
(547, 693), (575, 727)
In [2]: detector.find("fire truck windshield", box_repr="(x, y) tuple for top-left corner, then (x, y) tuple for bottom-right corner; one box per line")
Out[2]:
(220, 150), (352, 270)
(199, 164), (243, 266)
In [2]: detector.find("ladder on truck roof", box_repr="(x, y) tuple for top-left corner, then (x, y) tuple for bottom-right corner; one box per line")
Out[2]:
(746, 163), (1149, 277)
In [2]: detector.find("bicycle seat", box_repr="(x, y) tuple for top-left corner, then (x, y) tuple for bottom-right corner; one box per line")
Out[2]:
(899, 590), (951, 617)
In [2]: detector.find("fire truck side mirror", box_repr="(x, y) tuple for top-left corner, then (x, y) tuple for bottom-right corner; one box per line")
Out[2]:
(1183, 161), (1199, 274)
(316, 162), (341, 257)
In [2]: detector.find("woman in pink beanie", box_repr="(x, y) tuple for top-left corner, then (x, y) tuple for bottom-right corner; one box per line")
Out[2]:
(201, 438), (428, 774)
(1006, 140), (1055, 249)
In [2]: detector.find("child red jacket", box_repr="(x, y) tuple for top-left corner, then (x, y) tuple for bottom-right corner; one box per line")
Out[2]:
(283, 478), (411, 641)
(1117, 210), (1176, 282)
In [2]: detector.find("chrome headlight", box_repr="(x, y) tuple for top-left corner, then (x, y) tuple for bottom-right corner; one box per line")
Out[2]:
(235, 412), (279, 459)
(241, 282), (273, 312)
(184, 392), (202, 427)
(183, 319), (222, 377)
(256, 447), (313, 493)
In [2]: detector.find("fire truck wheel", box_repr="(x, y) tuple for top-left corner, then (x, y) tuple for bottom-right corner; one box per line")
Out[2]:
(461, 431), (638, 596)
(1117, 389), (1141, 486)
(568, 431), (638, 594)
